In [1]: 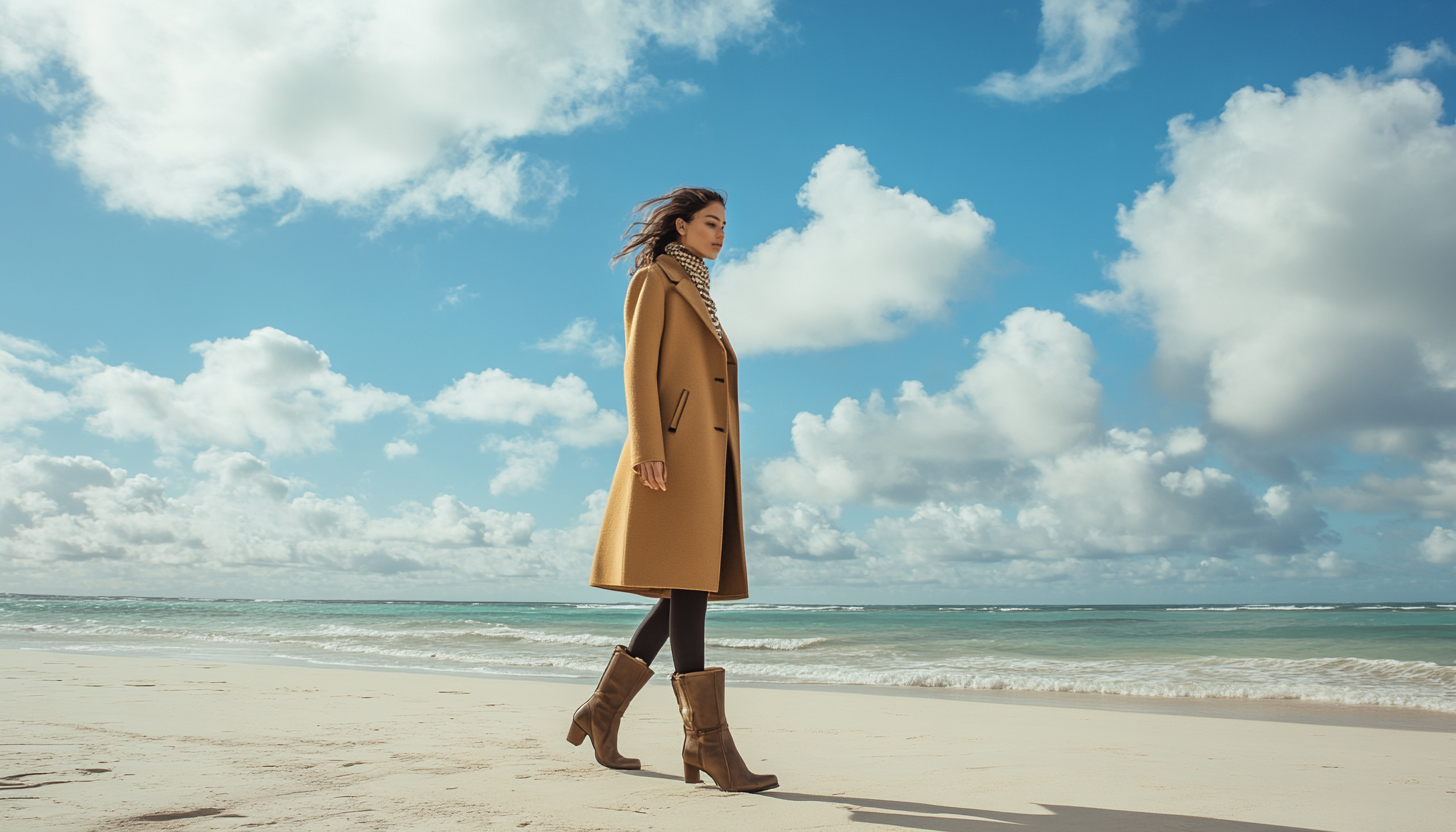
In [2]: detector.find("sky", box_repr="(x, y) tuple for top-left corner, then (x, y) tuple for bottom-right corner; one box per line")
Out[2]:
(2, 0), (1455, 604)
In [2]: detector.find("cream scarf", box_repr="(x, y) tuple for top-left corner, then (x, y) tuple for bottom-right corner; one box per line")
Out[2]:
(665, 242), (723, 340)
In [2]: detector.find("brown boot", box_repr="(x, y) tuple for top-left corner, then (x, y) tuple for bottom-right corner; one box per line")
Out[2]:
(567, 645), (654, 769)
(671, 667), (778, 792)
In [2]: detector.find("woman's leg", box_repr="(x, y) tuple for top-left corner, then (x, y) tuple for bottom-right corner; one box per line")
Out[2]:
(668, 588), (707, 674)
(625, 597), (671, 665)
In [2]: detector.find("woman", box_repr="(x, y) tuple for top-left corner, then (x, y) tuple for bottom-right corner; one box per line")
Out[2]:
(565, 187), (777, 793)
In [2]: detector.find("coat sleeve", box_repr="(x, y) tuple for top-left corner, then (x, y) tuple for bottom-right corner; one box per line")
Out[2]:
(623, 266), (667, 467)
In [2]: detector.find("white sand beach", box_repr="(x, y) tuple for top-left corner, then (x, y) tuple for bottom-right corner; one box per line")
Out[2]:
(3, 649), (1453, 831)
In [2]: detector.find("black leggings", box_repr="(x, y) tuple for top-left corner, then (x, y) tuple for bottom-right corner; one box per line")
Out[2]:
(625, 589), (707, 675)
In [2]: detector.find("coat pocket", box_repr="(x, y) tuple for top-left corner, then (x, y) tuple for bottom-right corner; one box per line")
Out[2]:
(667, 388), (690, 433)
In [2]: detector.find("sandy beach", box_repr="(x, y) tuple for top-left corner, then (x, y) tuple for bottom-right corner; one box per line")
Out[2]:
(3, 649), (1453, 831)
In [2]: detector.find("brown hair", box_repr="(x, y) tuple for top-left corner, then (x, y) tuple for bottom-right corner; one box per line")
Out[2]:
(613, 187), (726, 270)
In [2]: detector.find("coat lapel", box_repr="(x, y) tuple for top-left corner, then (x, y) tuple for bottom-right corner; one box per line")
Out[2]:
(657, 255), (725, 350)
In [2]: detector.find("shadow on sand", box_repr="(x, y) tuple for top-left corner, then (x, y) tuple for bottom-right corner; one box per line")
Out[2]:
(766, 792), (1333, 832)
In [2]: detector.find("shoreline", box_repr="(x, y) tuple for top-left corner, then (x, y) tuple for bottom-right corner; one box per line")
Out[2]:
(6, 649), (1455, 831)
(10, 644), (1454, 734)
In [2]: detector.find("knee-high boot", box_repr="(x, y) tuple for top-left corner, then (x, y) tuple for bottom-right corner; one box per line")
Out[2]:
(671, 667), (778, 792)
(567, 645), (653, 769)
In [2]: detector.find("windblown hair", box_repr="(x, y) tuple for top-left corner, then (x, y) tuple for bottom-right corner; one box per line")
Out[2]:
(613, 187), (726, 270)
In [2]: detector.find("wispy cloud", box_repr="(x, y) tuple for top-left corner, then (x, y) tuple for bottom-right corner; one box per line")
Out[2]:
(975, 0), (1139, 102)
(437, 284), (476, 311)
(533, 318), (623, 367)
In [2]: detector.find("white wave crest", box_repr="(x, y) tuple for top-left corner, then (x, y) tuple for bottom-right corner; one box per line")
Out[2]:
(707, 637), (827, 651)
(715, 655), (1456, 713)
(467, 626), (618, 648)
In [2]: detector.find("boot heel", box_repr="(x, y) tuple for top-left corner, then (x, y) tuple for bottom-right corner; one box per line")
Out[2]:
(684, 763), (701, 784)
(566, 721), (587, 746)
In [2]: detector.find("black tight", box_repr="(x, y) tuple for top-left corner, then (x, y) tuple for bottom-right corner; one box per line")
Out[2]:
(625, 589), (707, 674)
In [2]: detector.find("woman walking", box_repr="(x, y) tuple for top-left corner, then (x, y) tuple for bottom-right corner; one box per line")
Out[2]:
(566, 187), (777, 793)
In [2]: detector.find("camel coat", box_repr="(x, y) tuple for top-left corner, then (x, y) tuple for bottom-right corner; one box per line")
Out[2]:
(590, 254), (748, 600)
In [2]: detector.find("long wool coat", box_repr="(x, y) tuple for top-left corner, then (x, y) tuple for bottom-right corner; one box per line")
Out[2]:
(590, 254), (748, 600)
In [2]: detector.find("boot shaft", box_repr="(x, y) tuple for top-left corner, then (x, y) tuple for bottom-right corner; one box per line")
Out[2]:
(595, 645), (654, 705)
(671, 666), (727, 733)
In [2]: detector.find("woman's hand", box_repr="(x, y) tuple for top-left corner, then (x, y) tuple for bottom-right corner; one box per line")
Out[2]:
(634, 460), (667, 491)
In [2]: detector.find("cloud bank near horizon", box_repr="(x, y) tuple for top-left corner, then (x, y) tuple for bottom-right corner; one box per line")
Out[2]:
(0, 301), (1443, 599)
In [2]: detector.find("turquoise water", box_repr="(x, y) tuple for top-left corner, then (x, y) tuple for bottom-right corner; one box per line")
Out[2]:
(2, 595), (1453, 712)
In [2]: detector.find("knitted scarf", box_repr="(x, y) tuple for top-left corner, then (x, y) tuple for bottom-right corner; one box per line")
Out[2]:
(664, 242), (723, 340)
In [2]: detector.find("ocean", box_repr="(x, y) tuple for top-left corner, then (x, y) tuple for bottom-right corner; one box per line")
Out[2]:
(3, 595), (1453, 714)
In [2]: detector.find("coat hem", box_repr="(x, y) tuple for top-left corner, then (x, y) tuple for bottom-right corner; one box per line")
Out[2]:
(589, 582), (749, 602)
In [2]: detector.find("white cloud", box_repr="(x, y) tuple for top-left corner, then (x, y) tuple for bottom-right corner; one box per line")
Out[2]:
(69, 327), (410, 456)
(1385, 39), (1453, 78)
(483, 436), (559, 495)
(428, 369), (597, 424)
(0, 0), (774, 226)
(437, 284), (474, 310)
(0, 450), (585, 588)
(844, 429), (1311, 567)
(759, 308), (1099, 505)
(712, 145), (994, 354)
(975, 0), (1139, 102)
(749, 308), (1327, 569)
(0, 334), (69, 433)
(426, 368), (625, 448)
(1, 328), (622, 502)
(1083, 62), (1456, 447)
(534, 318), (623, 368)
(1418, 526), (1456, 565)
(750, 502), (866, 561)
(384, 439), (418, 460)
(428, 367), (624, 491)
(1317, 456), (1456, 520)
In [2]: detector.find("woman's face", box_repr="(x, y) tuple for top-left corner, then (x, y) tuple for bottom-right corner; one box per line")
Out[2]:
(675, 202), (726, 260)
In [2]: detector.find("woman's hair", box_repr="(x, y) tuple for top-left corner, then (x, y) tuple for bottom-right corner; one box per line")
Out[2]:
(613, 187), (726, 270)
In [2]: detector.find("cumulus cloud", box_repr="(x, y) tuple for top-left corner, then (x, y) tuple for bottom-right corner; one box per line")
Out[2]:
(0, 0), (774, 226)
(975, 0), (1139, 102)
(712, 145), (994, 354)
(1385, 40), (1453, 78)
(0, 449), (625, 594)
(1083, 61), (1456, 451)
(0, 334), (69, 433)
(750, 502), (866, 561)
(70, 327), (411, 456)
(1419, 526), (1456, 565)
(854, 427), (1319, 566)
(426, 368), (625, 448)
(760, 308), (1099, 505)
(428, 367), (623, 491)
(483, 435), (560, 495)
(3, 327), (618, 497)
(533, 318), (623, 367)
(749, 308), (1328, 570)
(383, 439), (418, 460)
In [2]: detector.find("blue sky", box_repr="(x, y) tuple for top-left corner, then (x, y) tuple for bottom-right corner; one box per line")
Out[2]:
(2, 0), (1455, 603)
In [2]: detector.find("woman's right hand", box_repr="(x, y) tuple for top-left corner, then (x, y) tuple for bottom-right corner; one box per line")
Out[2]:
(634, 461), (667, 491)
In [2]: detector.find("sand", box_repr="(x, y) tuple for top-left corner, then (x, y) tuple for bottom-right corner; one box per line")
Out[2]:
(2, 649), (1453, 831)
